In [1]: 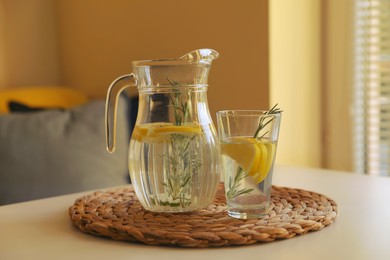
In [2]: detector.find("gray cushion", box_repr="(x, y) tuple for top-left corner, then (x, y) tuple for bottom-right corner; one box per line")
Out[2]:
(0, 98), (130, 205)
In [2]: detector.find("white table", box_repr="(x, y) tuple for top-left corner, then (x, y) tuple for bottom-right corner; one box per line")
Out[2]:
(1, 165), (389, 260)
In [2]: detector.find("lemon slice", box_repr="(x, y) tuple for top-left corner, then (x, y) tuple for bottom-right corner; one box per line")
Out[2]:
(221, 137), (275, 183)
(252, 141), (276, 183)
(131, 125), (149, 142)
(264, 141), (276, 172)
(221, 137), (261, 176)
(132, 122), (202, 143)
(251, 141), (268, 182)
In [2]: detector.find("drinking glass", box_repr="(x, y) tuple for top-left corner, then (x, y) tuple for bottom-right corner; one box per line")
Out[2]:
(217, 110), (281, 219)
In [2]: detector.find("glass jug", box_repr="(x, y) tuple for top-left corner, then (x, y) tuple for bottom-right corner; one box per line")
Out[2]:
(105, 49), (220, 212)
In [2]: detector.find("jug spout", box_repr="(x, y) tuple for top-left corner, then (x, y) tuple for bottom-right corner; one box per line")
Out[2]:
(180, 49), (219, 64)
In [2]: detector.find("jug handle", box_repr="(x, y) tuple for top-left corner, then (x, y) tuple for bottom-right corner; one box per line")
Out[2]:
(105, 73), (136, 153)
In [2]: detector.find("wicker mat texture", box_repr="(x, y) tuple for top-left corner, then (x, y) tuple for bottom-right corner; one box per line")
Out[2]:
(69, 183), (338, 247)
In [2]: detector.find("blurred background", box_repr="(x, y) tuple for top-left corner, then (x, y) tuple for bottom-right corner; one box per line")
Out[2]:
(0, 0), (388, 176)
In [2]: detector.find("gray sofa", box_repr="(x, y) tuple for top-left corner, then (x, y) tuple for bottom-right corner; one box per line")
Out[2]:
(0, 96), (132, 205)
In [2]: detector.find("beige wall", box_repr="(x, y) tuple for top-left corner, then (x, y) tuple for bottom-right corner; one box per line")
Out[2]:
(0, 0), (357, 171)
(0, 1), (6, 87)
(321, 0), (353, 171)
(56, 0), (269, 117)
(270, 0), (354, 171)
(0, 0), (269, 118)
(0, 0), (60, 88)
(270, 0), (322, 168)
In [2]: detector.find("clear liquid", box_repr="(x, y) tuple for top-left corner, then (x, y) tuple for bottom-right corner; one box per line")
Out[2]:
(128, 123), (220, 212)
(222, 138), (277, 219)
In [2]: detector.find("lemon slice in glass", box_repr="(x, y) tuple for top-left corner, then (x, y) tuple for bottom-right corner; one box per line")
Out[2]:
(221, 137), (275, 183)
(221, 137), (261, 176)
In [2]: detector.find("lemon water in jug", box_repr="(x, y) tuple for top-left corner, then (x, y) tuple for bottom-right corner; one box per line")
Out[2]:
(105, 49), (220, 212)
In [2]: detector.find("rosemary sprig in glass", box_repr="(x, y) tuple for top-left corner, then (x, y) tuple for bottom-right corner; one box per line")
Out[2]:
(226, 104), (282, 199)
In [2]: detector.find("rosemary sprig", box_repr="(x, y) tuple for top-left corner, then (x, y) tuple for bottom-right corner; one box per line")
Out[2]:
(253, 103), (283, 138)
(226, 104), (282, 199)
(161, 134), (199, 207)
(226, 167), (253, 199)
(157, 78), (201, 207)
(167, 78), (191, 125)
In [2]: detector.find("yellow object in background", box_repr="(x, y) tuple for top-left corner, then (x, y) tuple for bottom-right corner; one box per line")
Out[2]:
(0, 86), (89, 113)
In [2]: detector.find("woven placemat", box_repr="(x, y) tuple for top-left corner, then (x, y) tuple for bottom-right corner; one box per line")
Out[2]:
(69, 183), (338, 247)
